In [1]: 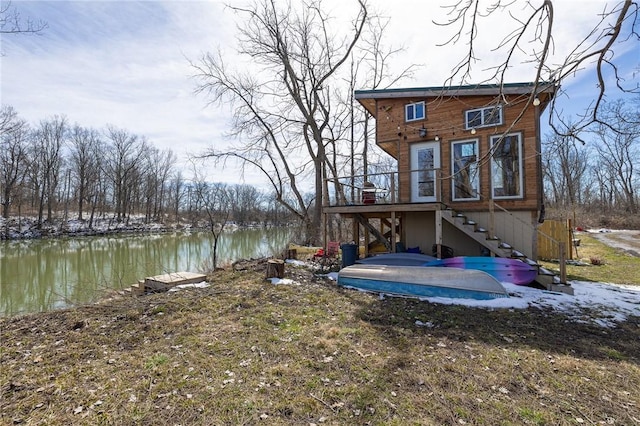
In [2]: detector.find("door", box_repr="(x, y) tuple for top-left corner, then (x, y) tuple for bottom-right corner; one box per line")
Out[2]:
(410, 141), (441, 202)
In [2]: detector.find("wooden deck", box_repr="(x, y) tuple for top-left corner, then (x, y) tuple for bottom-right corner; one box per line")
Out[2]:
(123, 271), (207, 295)
(144, 272), (207, 292)
(323, 202), (443, 216)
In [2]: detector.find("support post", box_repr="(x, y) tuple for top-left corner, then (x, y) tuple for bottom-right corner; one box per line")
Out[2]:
(352, 216), (360, 257)
(435, 210), (443, 259)
(323, 211), (328, 252)
(489, 199), (495, 238)
(391, 211), (397, 253)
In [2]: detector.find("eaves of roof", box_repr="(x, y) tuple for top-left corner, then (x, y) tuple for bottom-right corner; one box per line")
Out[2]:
(354, 82), (556, 100)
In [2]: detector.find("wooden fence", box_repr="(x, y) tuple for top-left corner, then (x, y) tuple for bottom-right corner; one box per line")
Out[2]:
(537, 219), (575, 260)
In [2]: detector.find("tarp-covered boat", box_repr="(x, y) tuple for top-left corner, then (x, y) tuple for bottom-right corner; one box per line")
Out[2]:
(424, 256), (537, 285)
(337, 264), (509, 300)
(356, 252), (436, 266)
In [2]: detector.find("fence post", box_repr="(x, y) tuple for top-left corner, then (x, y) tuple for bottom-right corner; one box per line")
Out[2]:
(567, 218), (573, 260)
(559, 242), (567, 284)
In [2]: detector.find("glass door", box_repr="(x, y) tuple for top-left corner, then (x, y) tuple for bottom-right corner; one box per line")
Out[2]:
(410, 141), (440, 202)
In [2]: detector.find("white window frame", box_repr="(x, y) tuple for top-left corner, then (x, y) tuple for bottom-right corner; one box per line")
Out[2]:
(410, 141), (440, 202)
(490, 132), (523, 199)
(464, 105), (503, 129)
(451, 139), (480, 201)
(405, 101), (425, 122)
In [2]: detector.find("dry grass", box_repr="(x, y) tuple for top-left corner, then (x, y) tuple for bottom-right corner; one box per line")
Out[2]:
(539, 234), (640, 285)
(2, 261), (639, 425)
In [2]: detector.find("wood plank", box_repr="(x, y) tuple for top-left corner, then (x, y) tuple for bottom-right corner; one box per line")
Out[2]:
(144, 271), (207, 292)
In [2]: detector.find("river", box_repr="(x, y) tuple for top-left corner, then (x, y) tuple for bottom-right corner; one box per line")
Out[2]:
(0, 227), (296, 316)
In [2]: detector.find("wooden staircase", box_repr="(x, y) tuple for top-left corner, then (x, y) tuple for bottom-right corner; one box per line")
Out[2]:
(440, 209), (573, 295)
(355, 213), (393, 251)
(120, 272), (208, 296)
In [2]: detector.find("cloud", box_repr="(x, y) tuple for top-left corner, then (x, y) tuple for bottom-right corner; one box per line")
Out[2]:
(2, 1), (637, 185)
(2, 1), (241, 178)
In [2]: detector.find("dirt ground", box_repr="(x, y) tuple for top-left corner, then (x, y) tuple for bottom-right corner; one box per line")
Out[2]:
(586, 229), (640, 257)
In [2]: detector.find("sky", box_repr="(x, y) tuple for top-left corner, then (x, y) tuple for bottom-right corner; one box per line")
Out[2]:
(1, 0), (638, 186)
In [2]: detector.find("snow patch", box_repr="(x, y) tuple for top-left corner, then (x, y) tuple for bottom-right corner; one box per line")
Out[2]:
(168, 282), (210, 292)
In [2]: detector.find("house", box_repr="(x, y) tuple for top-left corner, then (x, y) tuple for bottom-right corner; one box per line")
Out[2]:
(323, 82), (572, 293)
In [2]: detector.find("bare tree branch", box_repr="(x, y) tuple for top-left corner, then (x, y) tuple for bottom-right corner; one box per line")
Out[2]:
(0, 1), (47, 35)
(435, 0), (639, 136)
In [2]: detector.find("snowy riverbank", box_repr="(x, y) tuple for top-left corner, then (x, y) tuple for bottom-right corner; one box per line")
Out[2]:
(0, 216), (211, 240)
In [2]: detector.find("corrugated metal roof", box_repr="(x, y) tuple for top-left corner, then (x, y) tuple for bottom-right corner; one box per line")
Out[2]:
(354, 82), (556, 100)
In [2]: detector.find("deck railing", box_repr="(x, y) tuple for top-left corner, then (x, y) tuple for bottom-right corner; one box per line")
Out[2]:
(324, 168), (442, 206)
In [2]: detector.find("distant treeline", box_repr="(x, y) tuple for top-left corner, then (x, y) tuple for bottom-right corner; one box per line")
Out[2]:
(0, 106), (297, 228)
(541, 99), (639, 220)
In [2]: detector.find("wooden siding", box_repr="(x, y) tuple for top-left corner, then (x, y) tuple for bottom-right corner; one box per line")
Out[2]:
(373, 93), (546, 211)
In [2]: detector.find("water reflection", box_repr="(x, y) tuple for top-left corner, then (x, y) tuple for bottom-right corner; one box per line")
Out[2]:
(0, 227), (295, 316)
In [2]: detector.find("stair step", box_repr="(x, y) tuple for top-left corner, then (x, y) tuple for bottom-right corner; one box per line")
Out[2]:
(537, 266), (556, 276)
(443, 207), (563, 291)
(546, 283), (574, 295)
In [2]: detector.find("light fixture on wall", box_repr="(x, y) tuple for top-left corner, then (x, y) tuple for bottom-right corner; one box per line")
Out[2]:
(533, 97), (541, 106)
(471, 128), (477, 135)
(419, 126), (427, 138)
(434, 135), (440, 141)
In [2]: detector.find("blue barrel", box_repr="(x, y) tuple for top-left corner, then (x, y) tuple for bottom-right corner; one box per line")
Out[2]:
(341, 243), (359, 268)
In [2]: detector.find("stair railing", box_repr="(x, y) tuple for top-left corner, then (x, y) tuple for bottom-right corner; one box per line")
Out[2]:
(489, 200), (567, 283)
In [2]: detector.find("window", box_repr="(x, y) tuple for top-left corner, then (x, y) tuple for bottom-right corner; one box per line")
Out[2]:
(465, 105), (503, 129)
(451, 139), (480, 201)
(405, 101), (425, 122)
(490, 133), (523, 199)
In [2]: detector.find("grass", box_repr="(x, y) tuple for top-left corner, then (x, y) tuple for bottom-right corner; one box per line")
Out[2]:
(539, 234), (640, 284)
(1, 257), (639, 425)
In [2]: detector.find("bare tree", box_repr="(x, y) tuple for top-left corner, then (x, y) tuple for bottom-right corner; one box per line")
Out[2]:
(351, 16), (418, 178)
(168, 171), (186, 222)
(227, 184), (263, 226)
(590, 98), (639, 213)
(31, 116), (67, 226)
(192, 179), (231, 270)
(104, 125), (148, 222)
(0, 106), (30, 219)
(542, 130), (589, 207)
(68, 125), (102, 221)
(140, 147), (175, 223)
(154, 149), (175, 222)
(434, 0), (639, 138)
(192, 0), (368, 244)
